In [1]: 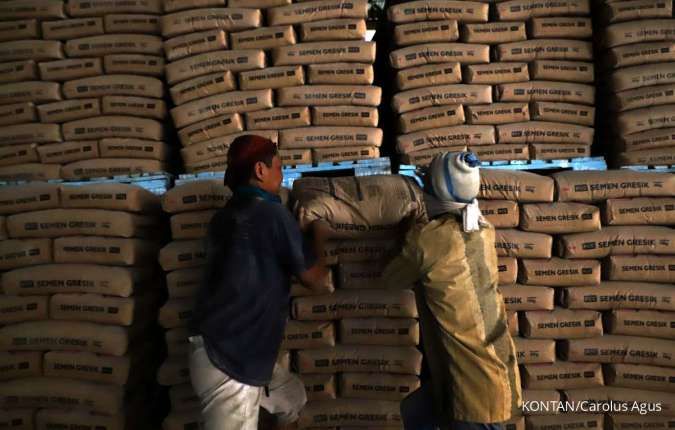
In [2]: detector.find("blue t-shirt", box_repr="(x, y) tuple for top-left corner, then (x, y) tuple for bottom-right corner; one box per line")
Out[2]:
(192, 188), (313, 386)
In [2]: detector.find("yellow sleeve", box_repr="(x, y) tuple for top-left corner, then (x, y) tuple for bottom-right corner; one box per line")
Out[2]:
(380, 227), (422, 289)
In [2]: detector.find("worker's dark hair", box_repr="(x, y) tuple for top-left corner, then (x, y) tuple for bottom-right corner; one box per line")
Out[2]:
(224, 135), (278, 190)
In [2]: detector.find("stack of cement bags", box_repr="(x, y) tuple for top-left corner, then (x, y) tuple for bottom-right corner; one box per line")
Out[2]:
(0, 181), (163, 429)
(39, 0), (169, 180)
(599, 2), (675, 167)
(290, 175), (425, 428)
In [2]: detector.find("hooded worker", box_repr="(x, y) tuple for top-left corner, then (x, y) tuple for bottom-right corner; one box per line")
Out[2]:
(381, 152), (522, 430)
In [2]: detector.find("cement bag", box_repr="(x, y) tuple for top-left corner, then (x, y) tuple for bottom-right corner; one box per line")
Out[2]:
(290, 276), (336, 298)
(495, 81), (594, 105)
(526, 415), (604, 430)
(282, 320), (335, 349)
(50, 292), (153, 326)
(165, 30), (229, 62)
(565, 388), (675, 417)
(267, 0), (368, 26)
(394, 20), (459, 47)
(232, 26), (296, 51)
(299, 399), (401, 428)
(158, 298), (194, 330)
(494, 40), (593, 62)
(35, 409), (132, 430)
(0, 81), (60, 107)
(171, 90), (273, 129)
(495, 229), (552, 258)
(339, 373), (420, 401)
(393, 84), (490, 114)
(396, 63), (462, 91)
(0, 123), (61, 146)
(609, 41), (675, 69)
(337, 261), (387, 289)
(239, 66), (304, 92)
(158, 356), (190, 386)
(61, 183), (158, 214)
(618, 147), (675, 167)
(558, 226), (675, 259)
(301, 374), (336, 401)
(246, 107), (310, 130)
(161, 8), (261, 38)
(0, 61), (38, 85)
(519, 258), (601, 286)
(522, 362), (603, 390)
(162, 180), (230, 213)
(324, 239), (398, 265)
(170, 383), (199, 411)
(0, 351), (42, 381)
(0, 377), (123, 414)
(163, 411), (204, 430)
(397, 125), (495, 153)
(495, 0), (589, 21)
(469, 144), (529, 162)
(177, 112), (244, 146)
(604, 197), (675, 226)
(480, 170), (554, 202)
(499, 257), (518, 285)
(104, 55), (163, 77)
(0, 164), (61, 183)
(603, 0), (673, 24)
(104, 14), (161, 35)
(37, 99), (100, 124)
(279, 126), (381, 149)
(160, 0), (230, 12)
(292, 289), (417, 320)
(62, 116), (163, 141)
(300, 19), (365, 42)
(607, 309), (674, 339)
(605, 363), (675, 393)
(561, 282), (675, 311)
(159, 240), (207, 272)
(312, 146), (380, 163)
(604, 19), (675, 48)
(399, 105), (464, 134)
(0, 321), (133, 356)
(308, 63), (373, 85)
(0, 144), (38, 168)
(170, 71), (237, 106)
(389, 43), (489, 69)
(296, 345), (422, 374)
(528, 17), (593, 39)
(277, 85), (380, 107)
(479, 200), (519, 228)
(618, 104), (675, 135)
(0, 183), (60, 215)
(279, 149), (312, 165)
(560, 335), (675, 367)
(38, 58), (103, 82)
(497, 121), (594, 145)
(0, 19), (40, 42)
(166, 49), (265, 85)
(529, 60), (594, 83)
(553, 170), (675, 202)
(520, 309), (603, 339)
(530, 102), (594, 126)
(387, 1), (488, 24)
(339, 318), (419, 346)
(229, 0), (291, 7)
(54, 236), (159, 266)
(399, 146), (468, 166)
(37, 141), (98, 165)
(170, 210), (216, 240)
(98, 138), (169, 161)
(64, 35), (161, 58)
(465, 103), (529, 125)
(0, 295), (48, 325)
(43, 350), (139, 386)
(606, 255), (675, 283)
(530, 142), (588, 161)
(181, 130), (278, 164)
(520, 203), (600, 234)
(292, 175), (425, 238)
(0, 238), (51, 271)
(614, 84), (675, 114)
(0, 40), (63, 62)
(272, 41), (375, 66)
(67, 0), (160, 15)
(505, 417), (525, 430)
(499, 285), (554, 311)
(101, 96), (167, 120)
(166, 268), (203, 299)
(461, 22), (526, 45)
(612, 62), (675, 92)
(0, 102), (36, 127)
(513, 338), (556, 364)
(165, 328), (190, 357)
(62, 156), (164, 177)
(522, 390), (561, 416)
(606, 415), (675, 430)
(312, 106), (378, 127)
(463, 63), (529, 85)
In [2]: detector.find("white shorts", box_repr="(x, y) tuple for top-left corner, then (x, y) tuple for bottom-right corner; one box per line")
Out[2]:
(189, 336), (307, 430)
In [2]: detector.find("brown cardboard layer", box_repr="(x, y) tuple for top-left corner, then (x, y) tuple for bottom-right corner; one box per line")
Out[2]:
(296, 346), (422, 375)
(495, 81), (595, 105)
(387, 1), (489, 24)
(558, 226), (675, 258)
(560, 335), (675, 367)
(165, 30), (229, 62)
(389, 43), (490, 69)
(160, 8), (262, 38)
(529, 60), (594, 83)
(339, 318), (420, 346)
(397, 125), (495, 153)
(603, 197), (675, 226)
(520, 203), (600, 234)
(292, 289), (417, 320)
(606, 255), (675, 284)
(479, 200), (519, 228)
(479, 169), (554, 202)
(528, 17), (593, 39)
(465, 103), (529, 125)
(514, 337), (556, 364)
(307, 63), (373, 85)
(42, 18), (104, 40)
(561, 282), (675, 311)
(494, 39), (593, 62)
(496, 0), (590, 21)
(394, 20), (459, 47)
(520, 309), (603, 339)
(170, 72), (237, 106)
(530, 102), (594, 126)
(166, 49), (265, 85)
(171, 90), (273, 129)
(397, 63), (462, 91)
(553, 170), (675, 202)
(399, 105), (465, 134)
(38, 58), (102, 82)
(495, 229), (553, 258)
(177, 113), (244, 147)
(300, 19), (366, 42)
(519, 258), (601, 286)
(267, 0), (368, 26)
(64, 35), (162, 58)
(499, 285), (555, 311)
(607, 309), (674, 339)
(312, 106), (378, 127)
(461, 22), (526, 44)
(522, 362), (604, 390)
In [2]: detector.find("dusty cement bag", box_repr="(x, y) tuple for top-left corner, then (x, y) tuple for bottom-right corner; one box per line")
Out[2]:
(607, 309), (674, 339)
(337, 261), (388, 289)
(166, 267), (202, 299)
(165, 328), (190, 357)
(104, 13), (160, 34)
(529, 60), (594, 84)
(528, 141), (589, 161)
(463, 63), (529, 85)
(308, 63), (373, 85)
(300, 18), (366, 42)
(171, 89), (273, 129)
(158, 298), (194, 330)
(387, 0), (488, 24)
(390, 43), (489, 69)
(499, 285), (555, 311)
(522, 362), (603, 390)
(273, 41), (374, 66)
(609, 41), (675, 69)
(514, 338), (556, 364)
(296, 345), (422, 374)
(163, 410), (204, 430)
(494, 40), (593, 62)
(495, 81), (595, 105)
(0, 81), (61, 108)
(396, 63), (462, 91)
(339, 318), (419, 346)
(170, 210), (216, 240)
(615, 84), (675, 115)
(43, 349), (140, 386)
(0, 19), (39, 43)
(101, 95), (166, 120)
(0, 164), (61, 182)
(522, 389), (561, 415)
(497, 121), (594, 145)
(38, 140), (98, 165)
(35, 409), (136, 430)
(558, 226), (675, 258)
(561, 335), (675, 367)
(519, 258), (601, 286)
(465, 103), (529, 125)
(62, 116), (163, 141)
(53, 236), (159, 266)
(399, 146), (468, 166)
(282, 320), (335, 349)
(312, 106), (378, 127)
(67, 0), (160, 15)
(277, 85), (380, 107)
(279, 126), (381, 149)
(165, 30), (228, 62)
(618, 104), (675, 135)
(59, 183), (159, 213)
(495, 229), (553, 258)
(612, 62), (675, 92)
(561, 282), (675, 311)
(50, 293), (153, 326)
(38, 58), (102, 82)
(232, 25), (296, 51)
(246, 107), (310, 130)
(166, 49), (265, 85)
(0, 295), (48, 325)
(98, 138), (168, 161)
(603, 197), (675, 226)
(170, 72), (237, 106)
(520, 203), (600, 234)
(479, 200), (519, 228)
(162, 180), (230, 213)
(0, 40), (64, 62)
(604, 19), (675, 48)
(480, 170), (554, 202)
(496, 0), (589, 21)
(158, 356), (190, 385)
(299, 399), (402, 428)
(621, 125), (675, 150)
(469, 144), (529, 162)
(461, 22), (526, 45)
(530, 102), (594, 126)
(529, 17), (593, 39)
(618, 147), (675, 167)
(0, 61), (38, 85)
(292, 289), (417, 320)
(526, 415), (604, 430)
(499, 257), (518, 285)
(0, 102), (37, 127)
(339, 373), (420, 401)
(0, 351), (42, 381)
(161, 7), (261, 37)
(0, 123), (61, 146)
(554, 170), (675, 202)
(605, 363), (674, 393)
(0, 238), (52, 271)
(397, 125), (495, 153)
(239, 66), (304, 91)
(267, 0), (368, 26)
(0, 144), (39, 168)
(61, 159), (166, 181)
(170, 383), (199, 411)
(324, 239), (398, 265)
(42, 17), (104, 40)
(177, 113), (244, 147)
(279, 148), (311, 165)
(604, 0), (672, 24)
(37, 99), (100, 124)
(301, 374), (336, 401)
(394, 20), (459, 47)
(313, 146), (380, 163)
(399, 105), (465, 134)
(180, 130), (278, 164)
(64, 34), (161, 58)
(606, 415), (675, 430)
(103, 54), (165, 77)
(159, 240), (207, 272)
(521, 309), (603, 339)
(566, 388), (675, 417)
(606, 255), (675, 283)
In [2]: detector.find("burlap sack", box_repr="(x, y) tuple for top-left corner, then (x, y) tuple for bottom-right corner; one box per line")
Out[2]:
(514, 338), (556, 364)
(161, 8), (261, 38)
(470, 144), (529, 161)
(0, 351), (41, 381)
(177, 112), (244, 147)
(607, 255), (675, 284)
(0, 102), (36, 127)
(605, 363), (674, 393)
(561, 282), (675, 311)
(604, 19), (675, 48)
(606, 415), (675, 430)
(301, 374), (336, 401)
(607, 309), (674, 339)
(397, 125), (495, 153)
(62, 116), (163, 141)
(280, 148), (313, 165)
(61, 159), (166, 180)
(171, 89), (273, 129)
(529, 17), (593, 39)
(0, 19), (39, 42)
(164, 30), (228, 62)
(54, 236), (159, 267)
(394, 20), (459, 47)
(558, 226), (675, 259)
(461, 22), (526, 45)
(526, 415), (604, 430)
(42, 17), (103, 41)
(495, 81), (594, 105)
(609, 41), (675, 70)
(399, 105), (464, 133)
(300, 19), (366, 42)
(465, 103), (529, 125)
(521, 309), (603, 339)
(0, 295), (48, 325)
(495, 229), (553, 259)
(267, 0), (368, 26)
(390, 43), (489, 69)
(480, 170), (554, 202)
(273, 41), (374, 66)
(387, 1), (489, 24)
(618, 147), (675, 167)
(339, 373), (420, 401)
(499, 257), (518, 285)
(522, 362), (603, 390)
(103, 54), (165, 77)
(612, 62), (675, 93)
(0, 144), (38, 169)
(0, 61), (38, 85)
(0, 40), (63, 62)
(277, 85), (380, 107)
(67, 0), (160, 15)
(0, 238), (52, 271)
(529, 60), (594, 84)
(308, 63), (373, 85)
(64, 34), (161, 58)
(43, 349), (140, 386)
(604, 0), (672, 24)
(38, 58), (103, 82)
(246, 107), (310, 131)
(500, 285), (554, 311)
(566, 387), (675, 417)
(494, 40), (593, 62)
(292, 289), (417, 320)
(496, 0), (589, 21)
(561, 335), (675, 367)
(36, 141), (97, 165)
(497, 121), (594, 145)
(396, 63), (462, 91)
(521, 203), (600, 234)
(553, 171), (675, 202)
(313, 146), (379, 163)
(603, 198), (675, 225)
(158, 356), (190, 386)
(297, 345), (422, 375)
(339, 318), (419, 346)
(312, 106), (378, 127)
(522, 389), (561, 416)
(165, 49), (265, 85)
(159, 240), (206, 272)
(520, 258), (601, 286)
(0, 123), (62, 146)
(97, 138), (168, 161)
(530, 102), (594, 126)
(101, 96), (166, 120)
(36, 99), (100, 124)
(238, 66), (304, 92)
(508, 311), (519, 336)
(170, 383), (199, 411)
(104, 13), (160, 34)
(170, 72), (237, 106)
(282, 320), (335, 349)
(479, 200), (519, 228)
(170, 210), (215, 240)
